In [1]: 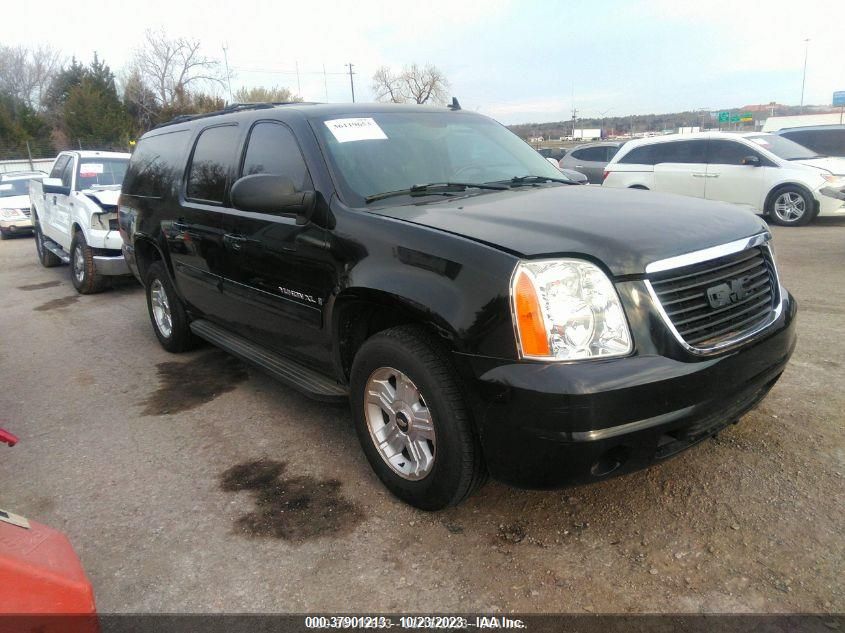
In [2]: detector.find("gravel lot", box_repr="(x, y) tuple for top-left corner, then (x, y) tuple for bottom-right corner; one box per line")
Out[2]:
(1, 219), (842, 614)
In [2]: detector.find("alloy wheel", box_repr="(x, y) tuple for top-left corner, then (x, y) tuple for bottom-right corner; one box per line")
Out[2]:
(364, 366), (436, 481)
(773, 192), (806, 223)
(150, 279), (173, 338)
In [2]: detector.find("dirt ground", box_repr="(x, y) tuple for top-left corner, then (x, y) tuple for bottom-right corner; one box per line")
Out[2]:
(0, 219), (842, 614)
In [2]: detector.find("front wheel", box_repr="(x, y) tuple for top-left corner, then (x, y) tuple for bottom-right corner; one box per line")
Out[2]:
(767, 186), (814, 227)
(350, 325), (486, 510)
(70, 233), (107, 294)
(144, 261), (199, 353)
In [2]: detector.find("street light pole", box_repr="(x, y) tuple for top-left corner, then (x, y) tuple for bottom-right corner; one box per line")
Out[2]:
(800, 38), (810, 112)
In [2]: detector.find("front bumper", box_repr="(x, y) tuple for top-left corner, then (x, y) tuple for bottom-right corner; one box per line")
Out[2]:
(817, 186), (845, 216)
(0, 217), (33, 233)
(458, 291), (797, 488)
(93, 254), (129, 276)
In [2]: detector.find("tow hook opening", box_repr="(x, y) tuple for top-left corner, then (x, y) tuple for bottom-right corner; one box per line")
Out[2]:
(590, 446), (629, 477)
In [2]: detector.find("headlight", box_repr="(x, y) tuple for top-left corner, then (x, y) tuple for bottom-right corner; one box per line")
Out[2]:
(0, 208), (26, 220)
(511, 259), (632, 360)
(822, 174), (845, 186)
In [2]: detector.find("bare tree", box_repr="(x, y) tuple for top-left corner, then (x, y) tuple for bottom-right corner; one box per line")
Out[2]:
(0, 44), (63, 109)
(130, 29), (227, 110)
(371, 64), (449, 105)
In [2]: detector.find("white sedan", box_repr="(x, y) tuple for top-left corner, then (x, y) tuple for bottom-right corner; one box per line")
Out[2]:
(602, 131), (845, 226)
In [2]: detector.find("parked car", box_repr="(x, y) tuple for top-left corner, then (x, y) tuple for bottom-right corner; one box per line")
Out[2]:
(30, 151), (132, 292)
(602, 132), (845, 226)
(120, 103), (796, 509)
(559, 142), (625, 184)
(544, 157), (588, 184)
(0, 171), (45, 239)
(775, 124), (845, 158)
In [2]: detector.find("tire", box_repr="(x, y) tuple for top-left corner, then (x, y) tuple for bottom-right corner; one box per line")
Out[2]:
(350, 325), (486, 510)
(70, 232), (107, 294)
(144, 260), (199, 353)
(767, 186), (814, 227)
(35, 224), (61, 267)
(0, 230), (8, 240)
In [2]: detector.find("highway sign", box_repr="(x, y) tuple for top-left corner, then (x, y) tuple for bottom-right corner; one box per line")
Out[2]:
(730, 114), (741, 123)
(834, 91), (845, 107)
(740, 112), (753, 122)
(718, 111), (730, 123)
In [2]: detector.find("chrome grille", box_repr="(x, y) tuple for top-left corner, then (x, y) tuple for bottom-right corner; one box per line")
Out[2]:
(648, 244), (779, 351)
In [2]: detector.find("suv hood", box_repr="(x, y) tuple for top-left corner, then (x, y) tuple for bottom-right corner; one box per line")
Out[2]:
(370, 186), (769, 277)
(793, 157), (845, 175)
(0, 194), (31, 210)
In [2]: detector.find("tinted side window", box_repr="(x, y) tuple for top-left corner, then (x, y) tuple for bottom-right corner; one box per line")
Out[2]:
(708, 140), (757, 165)
(607, 145), (621, 160)
(241, 122), (312, 191)
(124, 130), (190, 198)
(575, 147), (606, 161)
(186, 125), (240, 203)
(782, 129), (845, 156)
(50, 155), (70, 179)
(619, 145), (656, 165)
(653, 140), (707, 164)
(60, 157), (75, 188)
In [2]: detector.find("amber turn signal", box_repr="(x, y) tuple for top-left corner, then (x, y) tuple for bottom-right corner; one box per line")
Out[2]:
(513, 270), (551, 357)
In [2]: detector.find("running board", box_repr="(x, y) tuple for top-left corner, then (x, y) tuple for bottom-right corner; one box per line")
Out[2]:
(189, 319), (349, 403)
(43, 240), (70, 264)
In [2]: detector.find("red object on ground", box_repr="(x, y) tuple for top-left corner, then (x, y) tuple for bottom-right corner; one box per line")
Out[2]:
(0, 428), (18, 447)
(0, 518), (97, 631)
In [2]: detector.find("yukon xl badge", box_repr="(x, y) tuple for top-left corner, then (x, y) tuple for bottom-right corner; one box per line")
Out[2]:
(278, 286), (323, 306)
(706, 277), (750, 309)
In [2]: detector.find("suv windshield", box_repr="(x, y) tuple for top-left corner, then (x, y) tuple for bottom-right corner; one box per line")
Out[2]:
(746, 134), (822, 161)
(312, 112), (565, 206)
(0, 177), (41, 198)
(76, 158), (129, 189)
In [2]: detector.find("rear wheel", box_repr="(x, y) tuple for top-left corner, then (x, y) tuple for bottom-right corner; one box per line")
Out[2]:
(350, 325), (486, 510)
(144, 261), (199, 353)
(70, 232), (107, 294)
(35, 224), (61, 267)
(767, 186), (814, 227)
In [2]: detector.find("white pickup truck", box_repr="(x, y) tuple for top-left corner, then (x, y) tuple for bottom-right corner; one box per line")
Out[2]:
(30, 150), (132, 293)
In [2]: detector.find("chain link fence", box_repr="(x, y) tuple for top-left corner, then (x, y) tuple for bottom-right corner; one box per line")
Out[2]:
(0, 138), (132, 174)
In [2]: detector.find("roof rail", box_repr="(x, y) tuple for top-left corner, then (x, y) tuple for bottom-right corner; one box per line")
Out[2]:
(153, 101), (318, 130)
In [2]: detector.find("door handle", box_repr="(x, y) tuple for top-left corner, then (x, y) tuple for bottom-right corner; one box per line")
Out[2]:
(223, 233), (247, 251)
(172, 221), (188, 231)
(575, 165), (584, 168)
(692, 173), (707, 177)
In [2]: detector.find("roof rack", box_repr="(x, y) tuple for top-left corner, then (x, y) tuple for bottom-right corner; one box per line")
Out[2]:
(153, 102), (319, 129)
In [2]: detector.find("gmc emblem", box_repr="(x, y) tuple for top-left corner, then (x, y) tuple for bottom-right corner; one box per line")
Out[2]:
(706, 277), (751, 309)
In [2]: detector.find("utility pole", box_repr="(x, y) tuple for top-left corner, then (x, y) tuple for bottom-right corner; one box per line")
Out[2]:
(346, 63), (356, 103)
(295, 61), (302, 97)
(323, 64), (329, 102)
(800, 38), (810, 112)
(222, 44), (233, 103)
(571, 107), (578, 137)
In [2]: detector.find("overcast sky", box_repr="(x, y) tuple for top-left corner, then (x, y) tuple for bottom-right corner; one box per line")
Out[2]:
(4, 0), (843, 124)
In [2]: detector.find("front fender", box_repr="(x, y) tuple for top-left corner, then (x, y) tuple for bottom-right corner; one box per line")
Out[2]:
(327, 205), (520, 360)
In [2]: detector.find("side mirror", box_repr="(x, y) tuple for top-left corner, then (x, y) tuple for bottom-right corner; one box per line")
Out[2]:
(741, 155), (761, 167)
(42, 177), (70, 195)
(230, 174), (316, 225)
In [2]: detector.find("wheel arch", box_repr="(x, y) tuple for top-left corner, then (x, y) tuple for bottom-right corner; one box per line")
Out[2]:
(764, 181), (819, 216)
(133, 236), (172, 284)
(330, 288), (461, 382)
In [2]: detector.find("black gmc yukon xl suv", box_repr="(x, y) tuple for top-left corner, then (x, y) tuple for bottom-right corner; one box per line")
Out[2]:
(119, 103), (796, 510)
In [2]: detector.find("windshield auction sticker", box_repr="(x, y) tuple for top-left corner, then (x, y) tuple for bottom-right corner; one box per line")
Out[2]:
(79, 163), (104, 176)
(324, 118), (388, 143)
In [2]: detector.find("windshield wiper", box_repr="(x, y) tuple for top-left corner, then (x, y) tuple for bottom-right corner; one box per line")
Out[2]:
(507, 175), (577, 186)
(365, 182), (507, 203)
